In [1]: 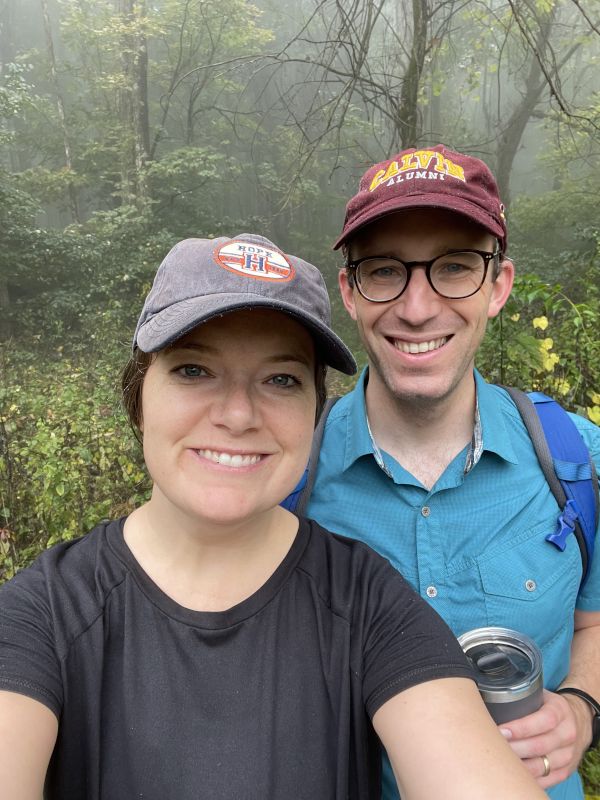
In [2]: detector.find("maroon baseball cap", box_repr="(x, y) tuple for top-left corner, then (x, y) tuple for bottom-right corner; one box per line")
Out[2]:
(334, 145), (507, 252)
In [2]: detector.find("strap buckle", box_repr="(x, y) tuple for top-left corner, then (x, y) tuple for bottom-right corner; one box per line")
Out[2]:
(545, 499), (581, 552)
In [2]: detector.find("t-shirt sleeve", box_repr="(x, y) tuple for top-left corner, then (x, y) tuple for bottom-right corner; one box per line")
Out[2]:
(358, 556), (474, 719)
(0, 563), (63, 718)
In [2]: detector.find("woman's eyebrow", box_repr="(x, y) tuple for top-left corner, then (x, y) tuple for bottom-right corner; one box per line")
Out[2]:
(167, 342), (216, 354)
(265, 353), (314, 368)
(167, 342), (313, 367)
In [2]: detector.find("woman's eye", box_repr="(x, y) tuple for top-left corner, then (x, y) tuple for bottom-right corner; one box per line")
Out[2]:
(268, 374), (299, 388)
(176, 365), (207, 378)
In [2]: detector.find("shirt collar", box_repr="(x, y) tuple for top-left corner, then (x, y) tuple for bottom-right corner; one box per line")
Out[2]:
(343, 367), (375, 470)
(473, 369), (518, 465)
(342, 367), (518, 474)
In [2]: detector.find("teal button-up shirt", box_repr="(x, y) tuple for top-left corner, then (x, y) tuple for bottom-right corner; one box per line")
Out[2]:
(307, 368), (600, 800)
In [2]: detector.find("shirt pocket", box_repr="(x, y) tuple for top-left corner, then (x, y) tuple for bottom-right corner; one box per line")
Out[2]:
(477, 517), (581, 651)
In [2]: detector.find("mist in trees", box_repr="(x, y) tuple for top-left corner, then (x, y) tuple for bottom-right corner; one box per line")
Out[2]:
(2, 0), (600, 319)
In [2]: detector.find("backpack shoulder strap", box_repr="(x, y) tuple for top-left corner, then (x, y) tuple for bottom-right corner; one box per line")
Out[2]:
(504, 386), (599, 585)
(280, 397), (339, 515)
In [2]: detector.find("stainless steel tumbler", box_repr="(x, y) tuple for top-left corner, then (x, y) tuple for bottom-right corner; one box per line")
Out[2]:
(457, 626), (544, 724)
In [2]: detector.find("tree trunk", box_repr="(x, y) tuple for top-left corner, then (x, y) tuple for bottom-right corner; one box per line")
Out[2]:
(0, 274), (11, 342)
(0, 0), (23, 173)
(397, 0), (428, 148)
(40, 0), (80, 222)
(117, 0), (149, 205)
(495, 2), (557, 207)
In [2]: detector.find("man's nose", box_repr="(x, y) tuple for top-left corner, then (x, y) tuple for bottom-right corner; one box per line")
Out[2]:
(392, 265), (444, 325)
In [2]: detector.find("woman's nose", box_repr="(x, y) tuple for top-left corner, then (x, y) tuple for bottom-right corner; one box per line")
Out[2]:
(208, 382), (261, 434)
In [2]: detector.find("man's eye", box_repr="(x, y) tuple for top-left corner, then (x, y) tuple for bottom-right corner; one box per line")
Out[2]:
(372, 266), (398, 278)
(363, 263), (403, 281)
(438, 261), (477, 275)
(443, 262), (468, 273)
(268, 374), (299, 388)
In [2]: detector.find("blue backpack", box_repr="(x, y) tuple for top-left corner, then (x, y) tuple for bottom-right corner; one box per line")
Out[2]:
(283, 388), (599, 587)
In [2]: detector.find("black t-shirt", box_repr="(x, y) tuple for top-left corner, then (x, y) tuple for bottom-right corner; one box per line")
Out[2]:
(0, 517), (472, 799)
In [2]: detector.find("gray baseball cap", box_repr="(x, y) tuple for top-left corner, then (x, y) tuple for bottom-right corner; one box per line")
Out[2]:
(133, 233), (357, 375)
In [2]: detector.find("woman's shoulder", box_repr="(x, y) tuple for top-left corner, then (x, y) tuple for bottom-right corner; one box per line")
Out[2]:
(298, 518), (414, 613)
(9, 517), (125, 581)
(304, 518), (401, 568)
(0, 519), (129, 645)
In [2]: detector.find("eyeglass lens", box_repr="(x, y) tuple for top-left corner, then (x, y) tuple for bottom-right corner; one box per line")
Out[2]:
(356, 252), (488, 300)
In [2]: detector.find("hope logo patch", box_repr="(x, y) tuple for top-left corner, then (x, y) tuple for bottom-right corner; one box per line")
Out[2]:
(215, 240), (295, 282)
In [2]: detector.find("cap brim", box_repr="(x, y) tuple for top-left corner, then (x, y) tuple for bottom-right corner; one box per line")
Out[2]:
(135, 294), (357, 375)
(333, 193), (505, 250)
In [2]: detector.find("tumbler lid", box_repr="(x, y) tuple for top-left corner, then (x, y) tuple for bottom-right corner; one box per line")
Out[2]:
(458, 627), (543, 705)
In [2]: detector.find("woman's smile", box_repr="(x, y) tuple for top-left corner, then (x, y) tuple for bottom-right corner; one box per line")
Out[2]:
(193, 448), (264, 468)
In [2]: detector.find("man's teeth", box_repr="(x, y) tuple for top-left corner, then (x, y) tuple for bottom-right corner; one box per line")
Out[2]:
(197, 449), (261, 467)
(394, 337), (447, 354)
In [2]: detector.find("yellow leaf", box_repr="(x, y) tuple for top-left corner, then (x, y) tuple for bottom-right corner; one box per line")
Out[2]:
(587, 406), (600, 425)
(510, 313), (520, 322)
(532, 316), (549, 330)
(542, 353), (559, 372)
(553, 379), (570, 396)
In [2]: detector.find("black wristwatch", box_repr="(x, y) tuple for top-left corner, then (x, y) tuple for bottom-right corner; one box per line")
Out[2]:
(556, 687), (600, 750)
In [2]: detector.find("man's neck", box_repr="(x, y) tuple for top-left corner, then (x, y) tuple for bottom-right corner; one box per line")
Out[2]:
(364, 370), (477, 489)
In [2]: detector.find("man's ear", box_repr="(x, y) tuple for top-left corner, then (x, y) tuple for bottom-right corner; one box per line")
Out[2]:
(487, 258), (514, 319)
(338, 269), (358, 321)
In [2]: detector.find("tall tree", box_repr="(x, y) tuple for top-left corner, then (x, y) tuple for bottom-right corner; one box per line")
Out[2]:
(40, 0), (80, 221)
(117, 0), (150, 204)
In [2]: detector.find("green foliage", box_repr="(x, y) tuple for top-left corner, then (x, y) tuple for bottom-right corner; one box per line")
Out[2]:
(478, 269), (600, 421)
(0, 63), (33, 145)
(0, 342), (150, 580)
(582, 748), (600, 794)
(510, 185), (600, 288)
(145, 146), (240, 237)
(479, 176), (600, 424)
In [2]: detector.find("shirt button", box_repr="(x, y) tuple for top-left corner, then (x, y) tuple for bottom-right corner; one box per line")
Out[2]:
(426, 585), (438, 598)
(525, 579), (537, 592)
(421, 506), (431, 517)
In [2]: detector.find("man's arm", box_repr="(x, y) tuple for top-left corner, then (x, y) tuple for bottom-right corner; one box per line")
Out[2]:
(0, 690), (57, 799)
(373, 677), (546, 799)
(499, 609), (600, 788)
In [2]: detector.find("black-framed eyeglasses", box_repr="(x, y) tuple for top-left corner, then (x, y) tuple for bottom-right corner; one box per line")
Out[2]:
(347, 249), (501, 302)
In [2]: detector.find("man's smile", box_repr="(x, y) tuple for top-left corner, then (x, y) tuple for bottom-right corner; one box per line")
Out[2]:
(389, 336), (450, 354)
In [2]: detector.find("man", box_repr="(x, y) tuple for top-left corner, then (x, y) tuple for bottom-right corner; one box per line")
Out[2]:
(306, 145), (600, 799)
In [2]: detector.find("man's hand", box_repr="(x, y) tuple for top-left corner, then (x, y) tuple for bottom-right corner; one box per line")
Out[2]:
(499, 688), (592, 789)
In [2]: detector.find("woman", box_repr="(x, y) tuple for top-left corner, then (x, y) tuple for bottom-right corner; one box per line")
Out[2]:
(0, 234), (544, 799)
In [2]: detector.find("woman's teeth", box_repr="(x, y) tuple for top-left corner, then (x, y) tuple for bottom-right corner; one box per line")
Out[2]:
(196, 450), (262, 467)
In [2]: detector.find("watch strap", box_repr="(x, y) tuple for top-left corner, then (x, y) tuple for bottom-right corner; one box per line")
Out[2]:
(556, 687), (600, 750)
